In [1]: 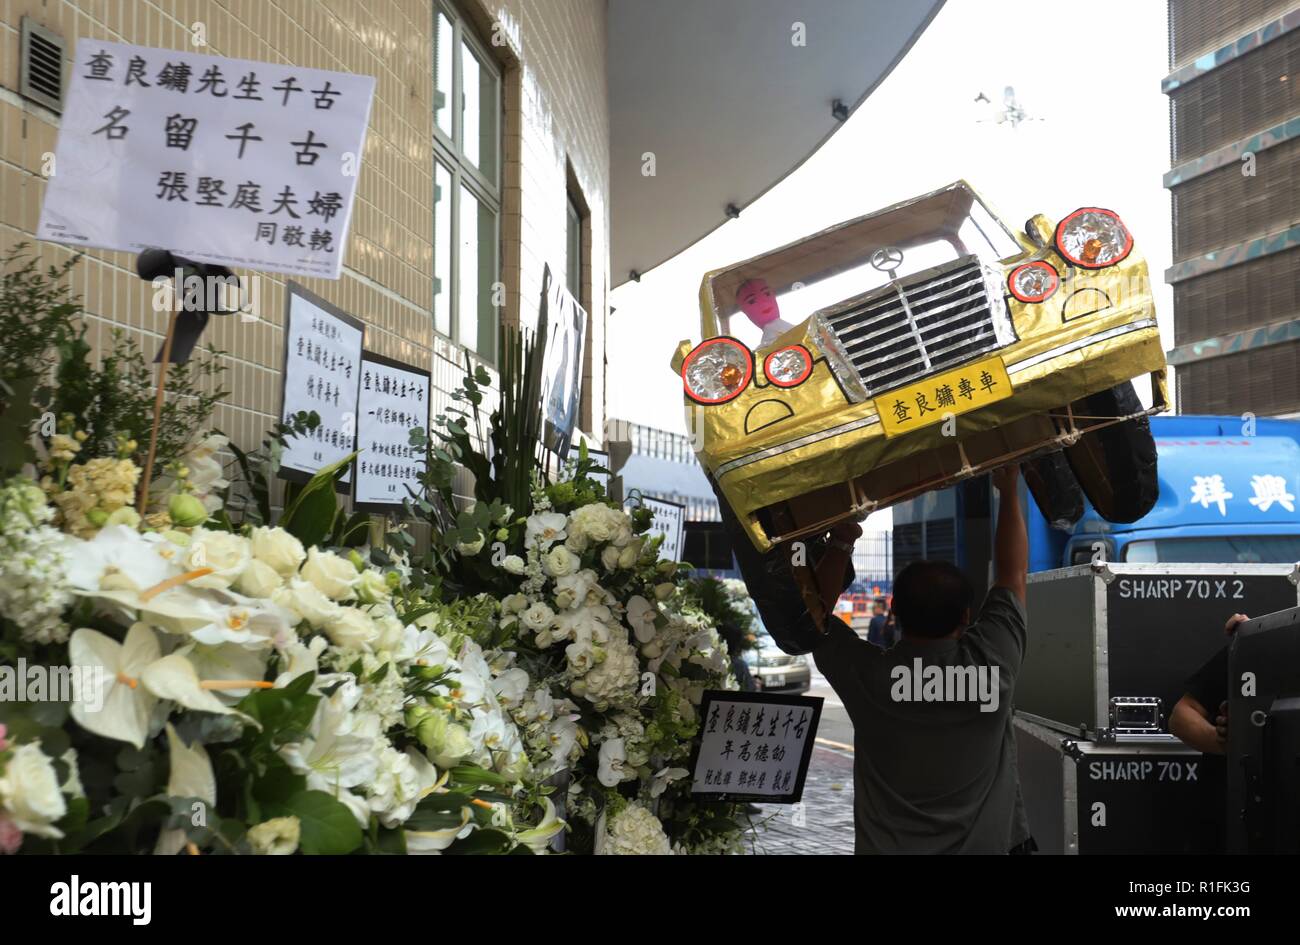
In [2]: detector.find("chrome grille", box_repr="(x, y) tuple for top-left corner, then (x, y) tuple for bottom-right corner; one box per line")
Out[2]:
(822, 256), (1002, 396)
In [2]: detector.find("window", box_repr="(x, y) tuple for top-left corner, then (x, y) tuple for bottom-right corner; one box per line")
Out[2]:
(433, 4), (501, 362)
(566, 193), (582, 298)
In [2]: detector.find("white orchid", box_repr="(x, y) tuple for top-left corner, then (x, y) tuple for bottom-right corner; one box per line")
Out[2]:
(650, 766), (690, 798)
(524, 511), (567, 549)
(625, 595), (659, 643)
(597, 737), (628, 787)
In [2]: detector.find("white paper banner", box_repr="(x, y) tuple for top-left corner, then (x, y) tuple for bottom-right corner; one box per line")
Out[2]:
(38, 40), (374, 279)
(630, 496), (685, 562)
(280, 285), (363, 482)
(691, 693), (820, 801)
(354, 355), (430, 508)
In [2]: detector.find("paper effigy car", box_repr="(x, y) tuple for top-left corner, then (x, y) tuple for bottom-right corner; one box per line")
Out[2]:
(671, 181), (1167, 651)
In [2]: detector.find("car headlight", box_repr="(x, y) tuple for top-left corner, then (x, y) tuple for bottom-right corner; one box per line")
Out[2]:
(791, 654), (807, 667)
(1007, 261), (1059, 303)
(1054, 207), (1133, 269)
(682, 337), (753, 404)
(763, 344), (813, 388)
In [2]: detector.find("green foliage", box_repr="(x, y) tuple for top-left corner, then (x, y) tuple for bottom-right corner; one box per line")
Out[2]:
(50, 329), (228, 471)
(217, 411), (318, 528)
(0, 243), (81, 401)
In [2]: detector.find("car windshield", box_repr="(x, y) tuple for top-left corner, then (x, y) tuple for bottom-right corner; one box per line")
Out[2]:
(708, 183), (1023, 347)
(1123, 536), (1300, 564)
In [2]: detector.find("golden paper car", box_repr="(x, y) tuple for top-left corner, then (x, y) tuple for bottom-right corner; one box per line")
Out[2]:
(672, 181), (1168, 553)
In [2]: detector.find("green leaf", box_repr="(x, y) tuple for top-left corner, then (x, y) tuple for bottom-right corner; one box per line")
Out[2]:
(449, 765), (513, 788)
(446, 827), (513, 855)
(268, 790), (363, 855)
(279, 450), (357, 542)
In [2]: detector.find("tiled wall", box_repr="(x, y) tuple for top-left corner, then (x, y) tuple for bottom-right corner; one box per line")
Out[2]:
(0, 0), (609, 471)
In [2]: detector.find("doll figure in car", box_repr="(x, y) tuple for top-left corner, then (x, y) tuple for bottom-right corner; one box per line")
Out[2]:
(736, 278), (797, 348)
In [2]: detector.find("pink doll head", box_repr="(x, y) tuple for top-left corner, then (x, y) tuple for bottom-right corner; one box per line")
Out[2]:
(735, 278), (780, 328)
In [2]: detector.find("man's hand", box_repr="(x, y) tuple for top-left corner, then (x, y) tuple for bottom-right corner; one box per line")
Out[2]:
(991, 463), (1019, 495)
(1215, 700), (1229, 744)
(1225, 613), (1249, 636)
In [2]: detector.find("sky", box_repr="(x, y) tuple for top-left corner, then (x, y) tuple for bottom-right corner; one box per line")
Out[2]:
(606, 0), (1175, 508)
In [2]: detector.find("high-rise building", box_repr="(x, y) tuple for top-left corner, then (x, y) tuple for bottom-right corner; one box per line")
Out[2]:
(1163, 2), (1299, 415)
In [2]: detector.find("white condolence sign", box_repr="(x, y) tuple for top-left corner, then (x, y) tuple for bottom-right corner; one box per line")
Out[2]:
(354, 352), (430, 510)
(280, 282), (363, 485)
(690, 691), (822, 804)
(38, 40), (374, 280)
(629, 496), (685, 562)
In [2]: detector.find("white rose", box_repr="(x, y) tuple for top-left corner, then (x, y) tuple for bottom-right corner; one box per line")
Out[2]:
(355, 569), (390, 604)
(301, 547), (358, 600)
(542, 545), (577, 578)
(600, 545), (621, 571)
(554, 590), (575, 610)
(612, 524), (634, 548)
(235, 558), (282, 598)
(566, 639), (596, 674)
(564, 530), (590, 554)
(502, 554), (525, 575)
(618, 543), (640, 569)
(521, 602), (555, 632)
(502, 594), (529, 614)
(274, 579), (343, 629)
(185, 529), (251, 589)
(324, 607), (379, 650)
(0, 742), (67, 838)
(246, 816), (301, 855)
(371, 610), (406, 653)
(250, 526), (306, 577)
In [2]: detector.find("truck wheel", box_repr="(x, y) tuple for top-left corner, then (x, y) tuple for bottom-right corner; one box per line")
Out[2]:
(1063, 381), (1159, 524)
(1021, 450), (1085, 531)
(708, 475), (828, 655)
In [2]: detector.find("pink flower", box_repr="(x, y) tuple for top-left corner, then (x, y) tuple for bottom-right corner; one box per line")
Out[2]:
(0, 722), (8, 750)
(0, 814), (22, 855)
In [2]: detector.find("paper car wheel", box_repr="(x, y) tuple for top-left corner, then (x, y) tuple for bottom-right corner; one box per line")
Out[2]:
(1063, 381), (1159, 524)
(1020, 450), (1086, 531)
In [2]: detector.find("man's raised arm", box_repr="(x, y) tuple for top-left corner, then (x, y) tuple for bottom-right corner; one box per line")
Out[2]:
(991, 465), (1028, 605)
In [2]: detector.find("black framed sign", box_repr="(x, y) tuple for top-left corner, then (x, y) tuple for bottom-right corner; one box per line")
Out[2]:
(279, 281), (364, 490)
(353, 351), (431, 512)
(689, 690), (823, 804)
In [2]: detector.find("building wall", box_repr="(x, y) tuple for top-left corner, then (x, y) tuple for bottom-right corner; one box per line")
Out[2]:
(0, 0), (609, 469)
(1165, 0), (1299, 417)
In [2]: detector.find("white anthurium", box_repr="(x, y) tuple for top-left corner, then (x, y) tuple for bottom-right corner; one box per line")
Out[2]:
(69, 623), (161, 749)
(155, 723), (217, 855)
(139, 654), (249, 717)
(650, 766), (690, 799)
(182, 642), (270, 704)
(515, 798), (566, 854)
(625, 596), (659, 644)
(597, 737), (628, 787)
(61, 525), (182, 593)
(524, 511), (567, 549)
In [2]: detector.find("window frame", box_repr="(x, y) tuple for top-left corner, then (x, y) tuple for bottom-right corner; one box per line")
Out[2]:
(432, 1), (503, 363)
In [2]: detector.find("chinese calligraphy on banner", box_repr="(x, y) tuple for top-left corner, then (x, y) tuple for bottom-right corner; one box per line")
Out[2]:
(354, 353), (430, 510)
(629, 496), (685, 562)
(280, 283), (363, 484)
(691, 691), (822, 803)
(874, 354), (1012, 438)
(38, 40), (374, 280)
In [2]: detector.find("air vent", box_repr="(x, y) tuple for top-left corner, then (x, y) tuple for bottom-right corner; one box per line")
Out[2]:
(20, 18), (65, 113)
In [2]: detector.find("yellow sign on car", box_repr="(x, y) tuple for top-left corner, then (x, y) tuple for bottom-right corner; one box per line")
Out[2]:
(875, 355), (1012, 438)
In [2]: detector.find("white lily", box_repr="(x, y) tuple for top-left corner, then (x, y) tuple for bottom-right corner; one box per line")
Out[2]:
(279, 680), (381, 826)
(405, 807), (473, 854)
(515, 797), (566, 854)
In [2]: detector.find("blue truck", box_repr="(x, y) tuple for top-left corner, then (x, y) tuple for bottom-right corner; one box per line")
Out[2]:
(893, 415), (1300, 574)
